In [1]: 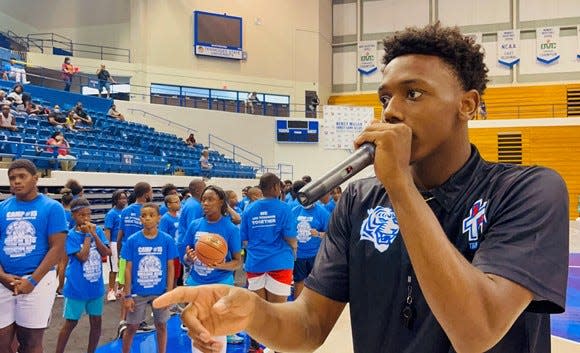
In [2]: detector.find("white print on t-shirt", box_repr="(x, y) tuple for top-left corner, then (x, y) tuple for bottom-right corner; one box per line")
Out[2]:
(124, 213), (141, 227)
(3, 220), (37, 258)
(296, 216), (313, 243)
(193, 258), (214, 277)
(137, 254), (162, 289)
(359, 206), (399, 253)
(83, 246), (103, 282)
(251, 212), (276, 228)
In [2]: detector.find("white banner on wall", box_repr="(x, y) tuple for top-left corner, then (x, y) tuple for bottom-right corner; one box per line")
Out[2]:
(357, 41), (378, 75)
(465, 32), (483, 46)
(497, 30), (520, 67)
(577, 26), (580, 59)
(321, 105), (374, 150)
(536, 27), (560, 64)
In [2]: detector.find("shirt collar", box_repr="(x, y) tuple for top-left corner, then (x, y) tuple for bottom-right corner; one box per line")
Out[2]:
(421, 145), (484, 212)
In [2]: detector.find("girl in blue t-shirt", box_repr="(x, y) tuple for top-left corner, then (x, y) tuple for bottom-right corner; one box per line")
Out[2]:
(55, 198), (111, 353)
(182, 185), (243, 352)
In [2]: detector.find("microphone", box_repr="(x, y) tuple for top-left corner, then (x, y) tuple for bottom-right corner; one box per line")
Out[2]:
(297, 143), (375, 206)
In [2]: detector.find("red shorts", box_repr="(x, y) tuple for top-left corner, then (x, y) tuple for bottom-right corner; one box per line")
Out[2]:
(173, 259), (182, 280)
(246, 269), (293, 296)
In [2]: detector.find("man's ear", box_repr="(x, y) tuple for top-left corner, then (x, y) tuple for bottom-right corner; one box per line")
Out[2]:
(459, 89), (480, 121)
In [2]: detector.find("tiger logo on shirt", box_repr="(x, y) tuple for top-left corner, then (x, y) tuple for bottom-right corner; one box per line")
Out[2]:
(360, 206), (399, 253)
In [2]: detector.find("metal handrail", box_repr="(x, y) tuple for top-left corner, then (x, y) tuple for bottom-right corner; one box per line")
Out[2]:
(126, 108), (198, 133)
(208, 134), (263, 167)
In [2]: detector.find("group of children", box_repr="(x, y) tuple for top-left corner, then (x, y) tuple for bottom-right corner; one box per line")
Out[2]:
(52, 173), (343, 353)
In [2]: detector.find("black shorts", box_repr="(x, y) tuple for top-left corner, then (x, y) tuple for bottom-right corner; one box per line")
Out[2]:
(293, 256), (316, 282)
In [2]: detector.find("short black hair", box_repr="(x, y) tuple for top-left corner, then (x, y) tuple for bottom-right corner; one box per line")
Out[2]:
(259, 172), (281, 193)
(64, 179), (83, 196)
(60, 187), (74, 207)
(292, 180), (307, 197)
(70, 197), (90, 212)
(382, 22), (488, 94)
(141, 202), (160, 215)
(134, 182), (151, 199)
(8, 159), (37, 176)
(301, 175), (312, 183)
(202, 185), (228, 216)
(111, 190), (126, 207)
(161, 183), (177, 196)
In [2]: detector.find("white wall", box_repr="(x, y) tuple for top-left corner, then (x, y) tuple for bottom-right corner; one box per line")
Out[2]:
(363, 0), (430, 35)
(438, 0), (510, 27)
(519, 0), (580, 21)
(333, 2), (357, 37)
(0, 11), (38, 35)
(41, 23), (131, 53)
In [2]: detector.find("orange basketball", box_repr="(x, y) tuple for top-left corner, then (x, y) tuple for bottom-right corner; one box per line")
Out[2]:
(195, 233), (228, 266)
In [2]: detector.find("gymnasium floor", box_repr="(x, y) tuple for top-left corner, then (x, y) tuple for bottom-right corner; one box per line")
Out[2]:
(87, 258), (580, 353)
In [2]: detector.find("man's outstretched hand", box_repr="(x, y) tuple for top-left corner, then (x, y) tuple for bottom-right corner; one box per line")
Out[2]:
(153, 284), (260, 353)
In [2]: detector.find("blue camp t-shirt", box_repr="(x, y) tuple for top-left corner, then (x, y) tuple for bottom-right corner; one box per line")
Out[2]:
(325, 198), (336, 213)
(292, 204), (330, 258)
(121, 231), (178, 297)
(104, 207), (122, 242)
(159, 212), (179, 240)
(120, 203), (143, 244)
(239, 196), (250, 211)
(159, 204), (168, 216)
(65, 209), (74, 229)
(177, 197), (203, 251)
(63, 227), (109, 300)
(0, 194), (68, 276)
(284, 193), (293, 203)
(182, 216), (241, 285)
(240, 198), (297, 272)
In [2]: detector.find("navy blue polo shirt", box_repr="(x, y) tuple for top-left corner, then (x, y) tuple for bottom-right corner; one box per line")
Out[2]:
(305, 146), (569, 353)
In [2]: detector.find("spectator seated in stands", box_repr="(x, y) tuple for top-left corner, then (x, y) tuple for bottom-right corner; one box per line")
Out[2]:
(199, 148), (212, 177)
(185, 133), (196, 147)
(0, 90), (9, 105)
(25, 101), (48, 116)
(107, 104), (125, 121)
(46, 131), (76, 171)
(245, 91), (260, 114)
(4, 57), (30, 84)
(72, 101), (93, 127)
(7, 83), (26, 108)
(47, 105), (68, 128)
(0, 104), (17, 131)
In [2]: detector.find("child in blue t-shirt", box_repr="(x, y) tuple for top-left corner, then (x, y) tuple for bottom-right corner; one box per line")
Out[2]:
(121, 203), (178, 353)
(158, 194), (181, 288)
(291, 203), (330, 298)
(181, 185), (242, 352)
(55, 198), (111, 353)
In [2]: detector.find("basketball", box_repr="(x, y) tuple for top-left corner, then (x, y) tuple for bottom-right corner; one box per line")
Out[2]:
(195, 233), (228, 266)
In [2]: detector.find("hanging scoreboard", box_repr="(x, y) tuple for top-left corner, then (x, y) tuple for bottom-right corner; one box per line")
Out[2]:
(276, 120), (319, 143)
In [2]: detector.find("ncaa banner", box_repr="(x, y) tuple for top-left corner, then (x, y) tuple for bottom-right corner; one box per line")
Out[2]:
(536, 27), (559, 64)
(497, 30), (520, 67)
(357, 41), (378, 75)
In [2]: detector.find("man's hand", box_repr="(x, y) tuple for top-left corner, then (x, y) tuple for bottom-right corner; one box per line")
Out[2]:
(12, 277), (35, 295)
(0, 273), (20, 291)
(153, 285), (259, 353)
(354, 122), (413, 191)
(185, 245), (197, 263)
(79, 222), (91, 234)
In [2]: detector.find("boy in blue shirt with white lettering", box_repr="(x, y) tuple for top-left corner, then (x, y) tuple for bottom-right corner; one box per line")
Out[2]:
(0, 160), (68, 353)
(159, 194), (181, 287)
(121, 203), (178, 353)
(55, 198), (111, 353)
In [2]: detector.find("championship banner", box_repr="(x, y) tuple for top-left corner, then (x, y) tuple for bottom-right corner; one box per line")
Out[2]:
(357, 41), (378, 75)
(321, 105), (374, 150)
(497, 30), (520, 67)
(536, 27), (559, 64)
(465, 32), (482, 46)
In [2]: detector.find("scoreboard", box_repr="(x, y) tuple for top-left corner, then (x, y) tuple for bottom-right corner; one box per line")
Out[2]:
(276, 120), (319, 143)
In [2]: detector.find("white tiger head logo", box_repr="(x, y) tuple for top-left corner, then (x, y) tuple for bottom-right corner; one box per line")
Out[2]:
(359, 206), (399, 253)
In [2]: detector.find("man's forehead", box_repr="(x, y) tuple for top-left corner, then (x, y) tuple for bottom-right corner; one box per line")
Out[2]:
(380, 54), (458, 89)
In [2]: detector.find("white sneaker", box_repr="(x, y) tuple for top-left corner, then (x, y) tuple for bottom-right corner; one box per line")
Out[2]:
(107, 289), (117, 302)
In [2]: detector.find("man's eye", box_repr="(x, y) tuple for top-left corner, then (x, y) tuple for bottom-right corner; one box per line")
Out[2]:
(379, 95), (391, 107)
(407, 90), (423, 100)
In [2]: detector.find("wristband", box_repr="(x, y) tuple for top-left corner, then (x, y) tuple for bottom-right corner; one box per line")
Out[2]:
(26, 276), (38, 287)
